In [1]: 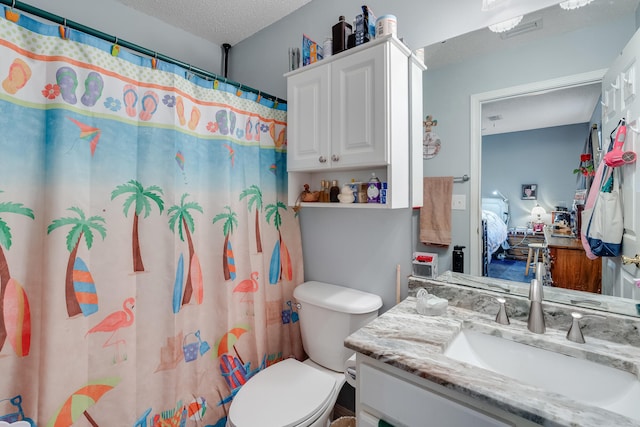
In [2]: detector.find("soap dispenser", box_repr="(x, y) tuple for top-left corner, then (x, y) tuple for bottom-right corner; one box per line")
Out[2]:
(367, 173), (381, 203)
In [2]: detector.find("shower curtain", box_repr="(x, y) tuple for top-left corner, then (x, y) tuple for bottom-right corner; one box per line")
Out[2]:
(0, 8), (304, 426)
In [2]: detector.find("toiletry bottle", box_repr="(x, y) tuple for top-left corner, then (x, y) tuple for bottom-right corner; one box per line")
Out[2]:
(367, 173), (381, 203)
(330, 180), (340, 202)
(349, 178), (359, 203)
(322, 180), (330, 202)
(332, 16), (352, 55)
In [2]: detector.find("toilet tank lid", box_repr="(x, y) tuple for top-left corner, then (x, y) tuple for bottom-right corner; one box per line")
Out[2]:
(293, 281), (383, 314)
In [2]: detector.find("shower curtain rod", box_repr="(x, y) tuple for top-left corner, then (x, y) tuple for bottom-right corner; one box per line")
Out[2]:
(0, 0), (286, 105)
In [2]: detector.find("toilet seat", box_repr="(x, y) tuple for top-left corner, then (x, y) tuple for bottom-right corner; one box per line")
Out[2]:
(228, 358), (338, 427)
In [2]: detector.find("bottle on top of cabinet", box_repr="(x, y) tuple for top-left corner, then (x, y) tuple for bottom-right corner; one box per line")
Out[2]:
(332, 16), (352, 55)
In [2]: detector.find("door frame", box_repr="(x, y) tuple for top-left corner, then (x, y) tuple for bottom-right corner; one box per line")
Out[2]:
(468, 69), (607, 276)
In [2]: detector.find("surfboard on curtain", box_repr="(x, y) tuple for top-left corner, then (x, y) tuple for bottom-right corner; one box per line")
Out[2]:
(72, 257), (99, 316)
(190, 252), (204, 304)
(226, 239), (236, 281)
(280, 239), (292, 281)
(173, 253), (184, 313)
(3, 277), (31, 357)
(269, 239), (280, 284)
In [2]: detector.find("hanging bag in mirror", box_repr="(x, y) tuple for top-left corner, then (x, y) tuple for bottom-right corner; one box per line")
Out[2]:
(584, 166), (623, 257)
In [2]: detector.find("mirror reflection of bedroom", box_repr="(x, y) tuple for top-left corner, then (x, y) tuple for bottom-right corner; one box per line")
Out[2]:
(481, 83), (601, 285)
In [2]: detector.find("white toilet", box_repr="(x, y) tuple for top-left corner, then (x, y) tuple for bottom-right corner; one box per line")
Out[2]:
(227, 281), (383, 427)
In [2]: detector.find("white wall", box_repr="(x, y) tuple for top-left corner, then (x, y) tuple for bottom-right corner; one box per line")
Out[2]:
(482, 123), (589, 228)
(229, 0), (563, 100)
(18, 0), (223, 74)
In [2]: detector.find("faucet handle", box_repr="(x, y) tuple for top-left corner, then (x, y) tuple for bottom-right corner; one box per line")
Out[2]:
(566, 312), (607, 344)
(495, 297), (509, 325)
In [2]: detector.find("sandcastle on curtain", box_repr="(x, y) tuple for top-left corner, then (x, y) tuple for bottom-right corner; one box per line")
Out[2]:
(0, 8), (304, 426)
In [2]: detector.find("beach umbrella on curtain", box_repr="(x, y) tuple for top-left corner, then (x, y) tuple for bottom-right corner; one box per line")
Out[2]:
(47, 377), (121, 427)
(215, 325), (249, 358)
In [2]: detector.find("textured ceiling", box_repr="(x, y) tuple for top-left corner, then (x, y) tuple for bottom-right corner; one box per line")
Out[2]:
(115, 0), (312, 46)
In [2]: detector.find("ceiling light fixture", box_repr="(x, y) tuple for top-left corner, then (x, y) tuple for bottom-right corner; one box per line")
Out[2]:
(488, 15), (523, 33)
(481, 0), (507, 11)
(559, 0), (594, 10)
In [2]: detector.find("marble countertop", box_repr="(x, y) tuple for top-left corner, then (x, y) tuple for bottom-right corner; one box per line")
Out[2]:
(344, 297), (640, 427)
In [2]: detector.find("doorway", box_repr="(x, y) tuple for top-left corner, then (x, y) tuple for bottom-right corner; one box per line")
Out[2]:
(469, 69), (606, 277)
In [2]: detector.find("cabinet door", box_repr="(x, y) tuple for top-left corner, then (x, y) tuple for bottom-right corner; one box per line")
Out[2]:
(549, 247), (601, 293)
(330, 43), (386, 168)
(287, 65), (330, 171)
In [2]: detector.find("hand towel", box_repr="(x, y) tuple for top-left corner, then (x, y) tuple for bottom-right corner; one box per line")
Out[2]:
(420, 176), (453, 246)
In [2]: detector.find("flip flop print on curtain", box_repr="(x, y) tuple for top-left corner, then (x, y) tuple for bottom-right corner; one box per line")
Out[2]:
(167, 194), (203, 308)
(139, 90), (159, 121)
(80, 71), (104, 107)
(123, 84), (138, 117)
(265, 201), (292, 284)
(244, 118), (261, 141)
(2, 58), (32, 95)
(0, 194), (34, 357)
(214, 109), (236, 136)
(213, 206), (237, 281)
(269, 122), (286, 148)
(47, 206), (106, 318)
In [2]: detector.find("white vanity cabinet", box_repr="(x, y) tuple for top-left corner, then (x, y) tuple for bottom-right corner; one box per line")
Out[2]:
(356, 355), (538, 427)
(285, 36), (425, 209)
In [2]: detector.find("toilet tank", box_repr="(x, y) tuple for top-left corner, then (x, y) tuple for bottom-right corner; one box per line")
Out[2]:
(293, 281), (382, 372)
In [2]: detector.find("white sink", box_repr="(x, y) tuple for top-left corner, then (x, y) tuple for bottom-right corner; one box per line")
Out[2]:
(444, 329), (640, 421)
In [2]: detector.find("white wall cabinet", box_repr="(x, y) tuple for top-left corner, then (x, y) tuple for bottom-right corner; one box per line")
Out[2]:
(356, 355), (539, 427)
(285, 36), (425, 209)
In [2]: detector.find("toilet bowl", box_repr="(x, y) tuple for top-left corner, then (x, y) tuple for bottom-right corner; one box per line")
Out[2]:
(228, 358), (345, 427)
(227, 281), (382, 427)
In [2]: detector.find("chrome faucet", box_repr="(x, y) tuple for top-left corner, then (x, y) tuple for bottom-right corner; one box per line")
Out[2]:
(566, 312), (607, 344)
(527, 276), (545, 334)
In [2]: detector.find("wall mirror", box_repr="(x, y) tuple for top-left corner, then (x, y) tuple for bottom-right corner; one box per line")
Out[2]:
(421, 0), (640, 317)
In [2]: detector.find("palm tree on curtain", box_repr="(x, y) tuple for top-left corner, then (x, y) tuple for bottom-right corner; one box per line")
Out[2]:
(213, 205), (238, 281)
(167, 193), (203, 306)
(47, 207), (107, 318)
(111, 180), (164, 273)
(0, 192), (34, 351)
(239, 185), (263, 253)
(265, 201), (292, 284)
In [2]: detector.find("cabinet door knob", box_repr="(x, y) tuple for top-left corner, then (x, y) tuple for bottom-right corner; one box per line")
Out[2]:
(318, 156), (327, 163)
(331, 154), (340, 162)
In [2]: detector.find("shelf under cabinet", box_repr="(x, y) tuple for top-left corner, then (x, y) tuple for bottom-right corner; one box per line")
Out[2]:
(296, 202), (390, 209)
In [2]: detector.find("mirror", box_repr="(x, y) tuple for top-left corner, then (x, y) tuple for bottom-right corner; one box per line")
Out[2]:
(420, 0), (640, 317)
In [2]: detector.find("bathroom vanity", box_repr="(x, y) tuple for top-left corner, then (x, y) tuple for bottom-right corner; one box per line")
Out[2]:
(345, 277), (640, 426)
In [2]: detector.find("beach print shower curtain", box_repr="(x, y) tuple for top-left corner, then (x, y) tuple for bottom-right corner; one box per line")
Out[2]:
(0, 8), (304, 426)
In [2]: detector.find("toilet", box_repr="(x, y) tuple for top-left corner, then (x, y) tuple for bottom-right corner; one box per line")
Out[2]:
(227, 281), (383, 427)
